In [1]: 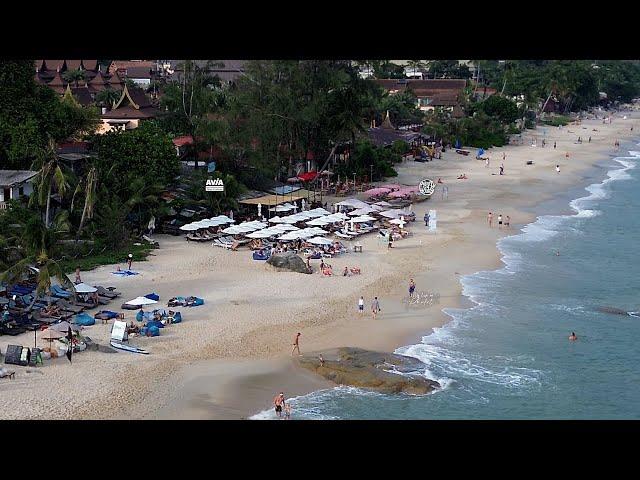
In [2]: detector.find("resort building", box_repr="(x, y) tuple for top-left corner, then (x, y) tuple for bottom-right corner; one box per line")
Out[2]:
(0, 170), (38, 210)
(371, 79), (467, 116)
(98, 84), (158, 133)
(165, 60), (247, 86)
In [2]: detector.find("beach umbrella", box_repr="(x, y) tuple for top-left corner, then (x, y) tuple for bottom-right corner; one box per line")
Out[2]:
(50, 321), (78, 333)
(308, 237), (333, 246)
(269, 216), (284, 223)
(246, 230), (274, 239)
(222, 225), (242, 234)
(278, 232), (300, 241)
(73, 283), (97, 294)
(306, 218), (330, 226)
(352, 215), (376, 222)
(364, 187), (391, 197)
(277, 224), (300, 231)
(179, 223), (200, 231)
(390, 218), (406, 226)
(374, 201), (393, 207)
(124, 296), (158, 307)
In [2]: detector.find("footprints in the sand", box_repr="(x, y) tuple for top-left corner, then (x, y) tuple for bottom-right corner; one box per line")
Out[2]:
(230, 299), (250, 306)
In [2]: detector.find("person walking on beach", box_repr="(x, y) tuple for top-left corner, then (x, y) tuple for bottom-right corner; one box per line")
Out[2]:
(147, 215), (156, 236)
(424, 212), (430, 227)
(291, 332), (302, 356)
(565, 152), (570, 160)
(588, 136), (591, 143)
(553, 141), (557, 149)
(502, 152), (506, 162)
(488, 212), (493, 228)
(556, 164), (561, 174)
(441, 185), (448, 200)
(358, 296), (365, 314)
(274, 392), (286, 418)
(505, 215), (511, 228)
(409, 279), (416, 298)
(485, 157), (490, 168)
(387, 233), (393, 249)
(499, 164), (504, 175)
(75, 267), (82, 285)
(127, 253), (133, 271)
(498, 214), (503, 229)
(371, 296), (381, 319)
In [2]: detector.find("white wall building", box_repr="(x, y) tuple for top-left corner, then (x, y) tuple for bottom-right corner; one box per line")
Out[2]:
(0, 170), (38, 209)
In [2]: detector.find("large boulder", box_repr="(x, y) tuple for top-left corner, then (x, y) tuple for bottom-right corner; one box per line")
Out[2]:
(298, 347), (440, 395)
(266, 251), (311, 274)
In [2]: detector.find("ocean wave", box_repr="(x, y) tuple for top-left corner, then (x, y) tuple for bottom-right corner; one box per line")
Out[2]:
(392, 148), (638, 402)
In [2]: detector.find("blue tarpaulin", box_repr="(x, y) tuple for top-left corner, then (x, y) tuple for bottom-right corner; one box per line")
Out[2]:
(455, 139), (461, 149)
(478, 148), (485, 156)
(207, 161), (216, 173)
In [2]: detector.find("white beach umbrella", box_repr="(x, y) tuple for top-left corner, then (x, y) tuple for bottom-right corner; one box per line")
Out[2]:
(311, 208), (331, 216)
(73, 283), (97, 294)
(352, 215), (376, 223)
(308, 236), (333, 245)
(246, 230), (273, 239)
(180, 223), (200, 231)
(306, 217), (330, 226)
(278, 232), (300, 241)
(269, 216), (284, 223)
(374, 201), (393, 207)
(389, 218), (406, 227)
(308, 228), (329, 235)
(380, 209), (402, 219)
(222, 225), (242, 234)
(125, 296), (158, 307)
(277, 224), (300, 231)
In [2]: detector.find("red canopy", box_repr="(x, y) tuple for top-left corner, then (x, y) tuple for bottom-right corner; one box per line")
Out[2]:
(297, 171), (318, 182)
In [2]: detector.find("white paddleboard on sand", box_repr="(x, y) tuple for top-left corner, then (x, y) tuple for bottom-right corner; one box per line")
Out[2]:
(110, 340), (149, 355)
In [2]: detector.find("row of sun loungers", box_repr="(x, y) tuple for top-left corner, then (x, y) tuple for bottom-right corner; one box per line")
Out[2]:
(1, 283), (123, 334)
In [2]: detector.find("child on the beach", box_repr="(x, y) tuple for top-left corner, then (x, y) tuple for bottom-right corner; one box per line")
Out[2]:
(284, 403), (292, 420)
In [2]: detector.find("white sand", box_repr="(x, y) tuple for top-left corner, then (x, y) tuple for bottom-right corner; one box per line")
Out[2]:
(1, 111), (637, 419)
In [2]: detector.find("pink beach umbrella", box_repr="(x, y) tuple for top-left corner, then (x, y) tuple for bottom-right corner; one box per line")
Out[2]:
(364, 187), (391, 197)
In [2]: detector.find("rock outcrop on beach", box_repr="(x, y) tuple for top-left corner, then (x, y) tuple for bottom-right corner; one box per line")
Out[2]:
(266, 252), (311, 274)
(297, 347), (439, 395)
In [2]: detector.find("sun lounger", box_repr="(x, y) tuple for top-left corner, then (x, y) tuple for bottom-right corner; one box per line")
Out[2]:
(334, 232), (352, 239)
(57, 300), (84, 314)
(95, 286), (120, 299)
(51, 285), (72, 299)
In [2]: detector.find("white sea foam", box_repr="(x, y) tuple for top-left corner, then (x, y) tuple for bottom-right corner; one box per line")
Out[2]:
(393, 148), (639, 398)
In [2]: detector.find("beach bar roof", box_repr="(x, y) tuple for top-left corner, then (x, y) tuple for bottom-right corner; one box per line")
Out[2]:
(239, 191), (311, 207)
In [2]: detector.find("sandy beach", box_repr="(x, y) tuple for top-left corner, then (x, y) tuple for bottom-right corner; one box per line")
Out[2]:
(1, 111), (637, 420)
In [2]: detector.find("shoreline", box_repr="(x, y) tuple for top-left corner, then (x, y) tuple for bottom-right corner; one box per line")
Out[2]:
(150, 113), (640, 420)
(1, 111), (637, 420)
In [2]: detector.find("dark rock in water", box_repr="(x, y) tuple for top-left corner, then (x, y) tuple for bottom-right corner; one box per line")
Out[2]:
(596, 306), (630, 316)
(266, 251), (311, 274)
(298, 347), (439, 395)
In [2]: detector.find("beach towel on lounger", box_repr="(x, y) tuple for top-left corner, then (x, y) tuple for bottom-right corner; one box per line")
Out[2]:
(144, 293), (160, 301)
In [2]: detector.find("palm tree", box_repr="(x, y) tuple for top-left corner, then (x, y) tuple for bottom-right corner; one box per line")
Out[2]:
(63, 69), (86, 87)
(0, 215), (74, 309)
(30, 140), (69, 228)
(71, 165), (98, 239)
(95, 89), (121, 108)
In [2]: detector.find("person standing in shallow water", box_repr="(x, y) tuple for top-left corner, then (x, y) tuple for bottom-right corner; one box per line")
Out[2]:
(274, 392), (285, 418)
(409, 279), (416, 298)
(488, 212), (493, 228)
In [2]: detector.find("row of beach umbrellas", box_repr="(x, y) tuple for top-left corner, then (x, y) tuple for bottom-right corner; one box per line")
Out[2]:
(180, 215), (235, 232)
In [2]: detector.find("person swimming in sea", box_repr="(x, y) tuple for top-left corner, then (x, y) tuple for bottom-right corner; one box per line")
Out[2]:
(569, 332), (577, 341)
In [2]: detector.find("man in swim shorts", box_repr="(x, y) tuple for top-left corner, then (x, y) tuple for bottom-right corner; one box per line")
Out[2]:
(274, 392), (285, 418)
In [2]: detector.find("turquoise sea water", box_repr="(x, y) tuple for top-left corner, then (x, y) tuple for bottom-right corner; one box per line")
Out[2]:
(252, 141), (640, 419)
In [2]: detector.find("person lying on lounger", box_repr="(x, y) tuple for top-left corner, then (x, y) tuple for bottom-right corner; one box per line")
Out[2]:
(350, 267), (361, 275)
(457, 174), (468, 179)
